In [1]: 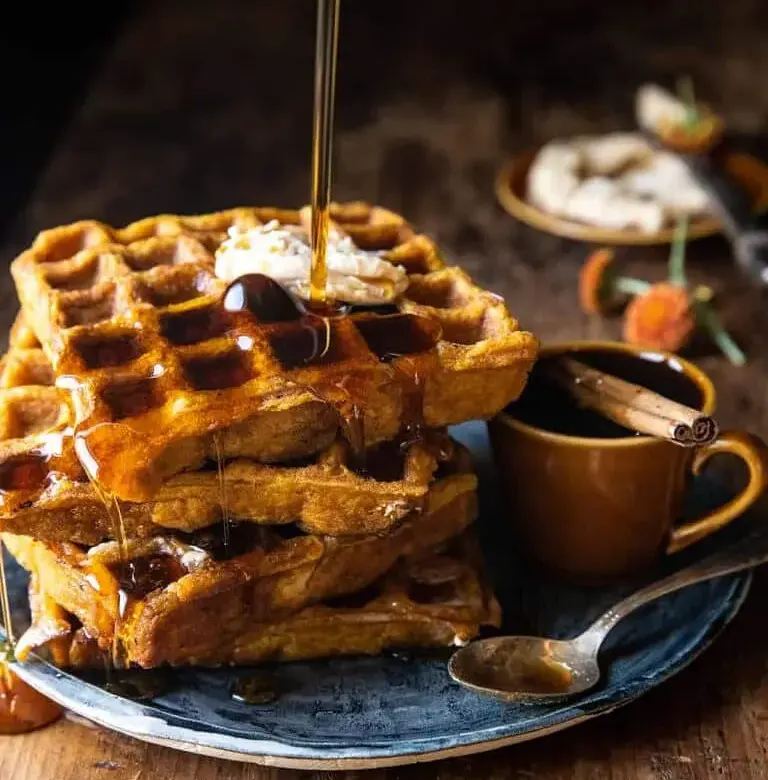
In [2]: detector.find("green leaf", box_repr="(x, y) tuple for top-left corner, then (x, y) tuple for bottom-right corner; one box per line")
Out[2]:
(693, 300), (746, 366)
(677, 75), (700, 128)
(668, 216), (689, 286)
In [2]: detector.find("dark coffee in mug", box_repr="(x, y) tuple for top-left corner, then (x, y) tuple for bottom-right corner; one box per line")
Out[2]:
(509, 350), (704, 439)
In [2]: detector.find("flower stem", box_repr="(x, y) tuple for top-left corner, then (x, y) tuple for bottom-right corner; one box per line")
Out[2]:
(614, 277), (651, 296)
(668, 217), (689, 285)
(693, 300), (746, 366)
(677, 75), (700, 128)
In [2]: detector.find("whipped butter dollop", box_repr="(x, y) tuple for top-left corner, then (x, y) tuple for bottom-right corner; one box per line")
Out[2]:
(215, 220), (409, 305)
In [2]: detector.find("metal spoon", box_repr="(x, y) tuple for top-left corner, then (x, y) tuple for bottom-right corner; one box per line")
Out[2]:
(449, 523), (768, 702)
(642, 130), (768, 289)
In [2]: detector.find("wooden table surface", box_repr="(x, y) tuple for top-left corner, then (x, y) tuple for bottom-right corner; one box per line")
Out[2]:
(3, 0), (768, 777)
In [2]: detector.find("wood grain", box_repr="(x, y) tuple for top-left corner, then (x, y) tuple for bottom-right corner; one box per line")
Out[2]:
(3, 0), (768, 776)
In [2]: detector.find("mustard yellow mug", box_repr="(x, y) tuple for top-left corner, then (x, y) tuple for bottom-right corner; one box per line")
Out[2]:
(489, 341), (768, 579)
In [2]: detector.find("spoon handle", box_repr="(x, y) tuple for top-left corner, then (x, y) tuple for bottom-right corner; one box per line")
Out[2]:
(579, 523), (768, 650)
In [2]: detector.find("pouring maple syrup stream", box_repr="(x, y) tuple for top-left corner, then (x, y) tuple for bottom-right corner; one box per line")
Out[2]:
(308, 0), (340, 310)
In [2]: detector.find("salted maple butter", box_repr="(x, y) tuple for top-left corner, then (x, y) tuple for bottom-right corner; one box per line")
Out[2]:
(215, 220), (409, 304)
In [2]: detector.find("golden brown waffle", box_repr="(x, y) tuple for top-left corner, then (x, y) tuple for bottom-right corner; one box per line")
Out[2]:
(9, 312), (40, 350)
(12, 202), (538, 501)
(6, 465), (479, 668)
(18, 534), (500, 668)
(0, 345), (473, 542)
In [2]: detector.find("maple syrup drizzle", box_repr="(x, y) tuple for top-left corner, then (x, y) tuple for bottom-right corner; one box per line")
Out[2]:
(0, 542), (13, 652)
(308, 0), (341, 308)
(211, 433), (231, 554)
(74, 431), (131, 668)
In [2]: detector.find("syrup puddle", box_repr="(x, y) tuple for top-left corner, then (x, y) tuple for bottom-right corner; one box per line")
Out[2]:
(230, 673), (281, 705)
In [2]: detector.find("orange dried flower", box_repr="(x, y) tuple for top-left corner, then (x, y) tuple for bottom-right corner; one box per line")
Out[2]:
(579, 249), (616, 315)
(658, 112), (724, 155)
(623, 282), (695, 352)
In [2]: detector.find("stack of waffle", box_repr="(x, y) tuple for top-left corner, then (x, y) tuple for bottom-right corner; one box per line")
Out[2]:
(0, 203), (538, 670)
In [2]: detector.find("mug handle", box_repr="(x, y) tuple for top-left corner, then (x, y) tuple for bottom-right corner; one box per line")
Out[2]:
(667, 431), (768, 554)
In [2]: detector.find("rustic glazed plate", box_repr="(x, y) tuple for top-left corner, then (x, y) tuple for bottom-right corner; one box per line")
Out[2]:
(496, 149), (768, 246)
(3, 422), (752, 770)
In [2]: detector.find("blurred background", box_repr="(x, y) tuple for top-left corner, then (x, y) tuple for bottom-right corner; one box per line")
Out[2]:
(2, 0), (767, 426)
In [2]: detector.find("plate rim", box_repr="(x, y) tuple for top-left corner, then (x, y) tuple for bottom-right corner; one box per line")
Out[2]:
(9, 571), (752, 770)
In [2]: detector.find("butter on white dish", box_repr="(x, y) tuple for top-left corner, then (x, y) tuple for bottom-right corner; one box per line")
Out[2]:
(578, 132), (653, 176)
(215, 220), (409, 305)
(563, 177), (664, 233)
(526, 132), (710, 233)
(620, 152), (710, 217)
(527, 143), (581, 213)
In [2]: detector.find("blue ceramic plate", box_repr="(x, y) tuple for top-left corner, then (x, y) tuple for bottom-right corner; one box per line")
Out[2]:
(3, 422), (752, 770)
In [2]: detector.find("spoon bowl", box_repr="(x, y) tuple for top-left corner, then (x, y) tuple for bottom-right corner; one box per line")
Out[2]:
(448, 635), (599, 703)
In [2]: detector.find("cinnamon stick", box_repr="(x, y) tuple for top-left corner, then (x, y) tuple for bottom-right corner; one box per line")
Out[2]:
(546, 357), (718, 447)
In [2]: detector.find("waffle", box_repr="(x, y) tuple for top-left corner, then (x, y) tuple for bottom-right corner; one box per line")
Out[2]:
(4, 448), (478, 668)
(0, 344), (474, 542)
(18, 534), (500, 668)
(8, 312), (40, 350)
(12, 202), (538, 501)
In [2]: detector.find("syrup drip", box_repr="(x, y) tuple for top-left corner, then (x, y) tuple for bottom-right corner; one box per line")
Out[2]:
(211, 434), (231, 555)
(0, 542), (14, 650)
(181, 520), (302, 562)
(354, 440), (407, 483)
(0, 436), (71, 513)
(338, 399), (365, 470)
(110, 554), (185, 600)
(74, 431), (131, 668)
(308, 0), (341, 308)
(222, 273), (304, 323)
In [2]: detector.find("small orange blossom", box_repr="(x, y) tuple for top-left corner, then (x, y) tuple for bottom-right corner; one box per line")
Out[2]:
(623, 282), (696, 352)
